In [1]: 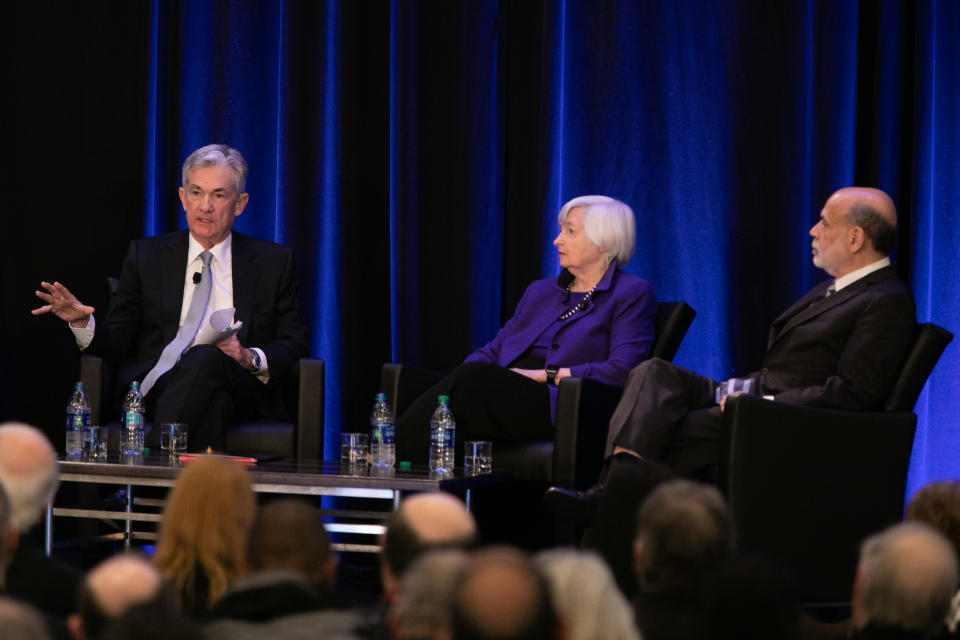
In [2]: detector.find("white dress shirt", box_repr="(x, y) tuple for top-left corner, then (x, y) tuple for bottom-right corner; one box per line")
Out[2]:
(70, 232), (268, 380)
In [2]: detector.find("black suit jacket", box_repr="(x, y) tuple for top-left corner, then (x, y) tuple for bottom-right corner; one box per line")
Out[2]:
(86, 230), (309, 396)
(758, 264), (915, 410)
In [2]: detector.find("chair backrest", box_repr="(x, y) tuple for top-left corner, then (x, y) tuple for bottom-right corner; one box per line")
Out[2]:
(883, 323), (953, 412)
(651, 302), (697, 362)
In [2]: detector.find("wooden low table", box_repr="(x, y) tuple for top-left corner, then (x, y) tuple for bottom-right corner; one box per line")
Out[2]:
(49, 453), (510, 554)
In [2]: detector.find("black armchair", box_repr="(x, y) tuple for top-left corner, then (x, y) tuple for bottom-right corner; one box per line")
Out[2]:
(722, 322), (953, 604)
(80, 354), (325, 461)
(380, 301), (696, 489)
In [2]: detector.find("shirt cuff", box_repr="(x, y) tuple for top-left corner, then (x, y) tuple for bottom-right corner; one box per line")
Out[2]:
(762, 395), (774, 401)
(69, 315), (96, 351)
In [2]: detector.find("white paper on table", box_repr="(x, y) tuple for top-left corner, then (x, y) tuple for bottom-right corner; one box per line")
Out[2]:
(194, 307), (242, 346)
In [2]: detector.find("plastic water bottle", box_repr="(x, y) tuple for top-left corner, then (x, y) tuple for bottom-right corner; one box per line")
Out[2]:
(429, 395), (455, 473)
(65, 381), (90, 456)
(121, 381), (145, 455)
(370, 393), (396, 467)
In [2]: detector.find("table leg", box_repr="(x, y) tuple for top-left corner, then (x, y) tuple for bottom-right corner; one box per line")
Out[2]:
(45, 503), (53, 556)
(125, 483), (133, 548)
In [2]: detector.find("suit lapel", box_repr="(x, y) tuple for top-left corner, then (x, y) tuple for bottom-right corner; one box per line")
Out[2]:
(231, 232), (257, 345)
(161, 232), (189, 344)
(768, 266), (896, 349)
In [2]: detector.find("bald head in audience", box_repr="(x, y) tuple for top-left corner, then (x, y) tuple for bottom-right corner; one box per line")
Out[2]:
(68, 554), (164, 640)
(381, 492), (477, 599)
(0, 596), (52, 640)
(451, 547), (558, 640)
(0, 423), (59, 531)
(0, 483), (16, 588)
(852, 522), (958, 637)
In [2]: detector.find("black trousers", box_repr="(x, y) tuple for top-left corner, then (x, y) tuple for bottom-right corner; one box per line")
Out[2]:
(395, 361), (553, 466)
(144, 344), (261, 452)
(605, 358), (724, 473)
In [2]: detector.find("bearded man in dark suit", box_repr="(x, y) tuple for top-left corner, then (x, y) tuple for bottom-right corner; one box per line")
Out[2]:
(33, 144), (309, 451)
(603, 187), (916, 475)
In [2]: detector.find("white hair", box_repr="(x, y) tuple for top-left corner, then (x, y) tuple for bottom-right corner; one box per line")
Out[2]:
(395, 549), (470, 638)
(535, 549), (641, 640)
(181, 144), (249, 194)
(0, 423), (59, 530)
(558, 195), (637, 268)
(856, 522), (959, 634)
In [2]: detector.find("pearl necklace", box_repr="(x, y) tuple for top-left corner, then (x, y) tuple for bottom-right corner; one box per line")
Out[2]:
(559, 279), (599, 321)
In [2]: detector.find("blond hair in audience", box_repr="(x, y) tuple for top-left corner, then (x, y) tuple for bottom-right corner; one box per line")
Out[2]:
(153, 458), (255, 612)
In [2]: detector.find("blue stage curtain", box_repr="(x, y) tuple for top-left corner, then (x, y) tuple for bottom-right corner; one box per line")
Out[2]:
(4, 1), (959, 493)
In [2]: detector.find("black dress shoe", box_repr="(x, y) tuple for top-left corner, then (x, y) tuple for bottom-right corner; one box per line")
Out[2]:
(543, 485), (605, 527)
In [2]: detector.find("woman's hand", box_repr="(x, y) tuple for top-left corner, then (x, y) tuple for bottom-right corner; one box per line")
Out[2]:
(510, 368), (548, 383)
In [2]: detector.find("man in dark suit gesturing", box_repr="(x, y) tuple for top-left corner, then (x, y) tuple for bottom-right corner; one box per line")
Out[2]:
(33, 144), (309, 451)
(603, 187), (916, 475)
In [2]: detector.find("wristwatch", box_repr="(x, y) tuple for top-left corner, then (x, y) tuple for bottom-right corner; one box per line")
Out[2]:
(545, 365), (559, 386)
(250, 350), (263, 374)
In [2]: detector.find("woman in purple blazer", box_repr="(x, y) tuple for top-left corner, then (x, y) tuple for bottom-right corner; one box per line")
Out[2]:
(395, 195), (657, 465)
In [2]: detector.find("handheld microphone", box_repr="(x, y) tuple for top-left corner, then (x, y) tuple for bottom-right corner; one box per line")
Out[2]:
(192, 272), (202, 284)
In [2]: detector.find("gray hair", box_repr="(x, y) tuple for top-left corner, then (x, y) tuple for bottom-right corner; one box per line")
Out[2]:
(635, 478), (735, 597)
(181, 144), (249, 194)
(0, 423), (59, 530)
(395, 550), (470, 638)
(0, 597), (52, 640)
(535, 549), (641, 640)
(856, 522), (958, 634)
(558, 195), (636, 268)
(847, 201), (896, 256)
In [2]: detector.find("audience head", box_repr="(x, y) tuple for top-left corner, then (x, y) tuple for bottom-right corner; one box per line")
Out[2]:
(153, 457), (256, 613)
(392, 549), (470, 640)
(633, 478), (734, 598)
(0, 422), (59, 531)
(451, 547), (557, 640)
(0, 482), (14, 576)
(247, 498), (335, 588)
(381, 492), (477, 598)
(906, 479), (960, 559)
(701, 553), (800, 640)
(535, 548), (640, 640)
(94, 600), (204, 640)
(557, 195), (636, 269)
(0, 596), (52, 640)
(811, 187), (897, 277)
(852, 521), (958, 636)
(68, 554), (163, 640)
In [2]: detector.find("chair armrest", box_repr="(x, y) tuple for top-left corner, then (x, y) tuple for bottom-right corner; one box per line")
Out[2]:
(379, 363), (447, 415)
(553, 377), (624, 490)
(295, 358), (324, 461)
(722, 394), (917, 602)
(80, 354), (108, 426)
(380, 363), (403, 412)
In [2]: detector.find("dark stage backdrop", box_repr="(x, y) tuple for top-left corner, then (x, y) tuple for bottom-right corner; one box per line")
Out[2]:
(3, 1), (958, 497)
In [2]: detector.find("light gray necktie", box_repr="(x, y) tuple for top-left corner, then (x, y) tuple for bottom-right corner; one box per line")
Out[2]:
(140, 251), (213, 396)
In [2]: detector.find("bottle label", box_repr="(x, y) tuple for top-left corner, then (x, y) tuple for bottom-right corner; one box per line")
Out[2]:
(124, 412), (144, 429)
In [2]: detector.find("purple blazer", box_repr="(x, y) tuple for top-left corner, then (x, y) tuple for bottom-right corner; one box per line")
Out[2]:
(465, 264), (657, 421)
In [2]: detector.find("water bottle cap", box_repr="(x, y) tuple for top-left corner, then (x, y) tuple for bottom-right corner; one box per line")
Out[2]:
(75, 381), (84, 390)
(131, 381), (140, 390)
(375, 392), (386, 402)
(438, 395), (449, 405)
